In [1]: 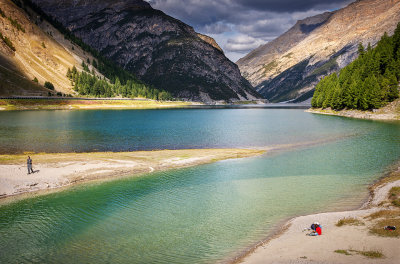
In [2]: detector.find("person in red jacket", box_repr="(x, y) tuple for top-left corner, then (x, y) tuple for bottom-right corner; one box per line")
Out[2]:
(315, 224), (322, 235)
(308, 222), (322, 236)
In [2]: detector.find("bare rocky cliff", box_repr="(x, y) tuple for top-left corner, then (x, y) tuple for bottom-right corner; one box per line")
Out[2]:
(197, 33), (223, 53)
(237, 0), (400, 102)
(30, 0), (261, 102)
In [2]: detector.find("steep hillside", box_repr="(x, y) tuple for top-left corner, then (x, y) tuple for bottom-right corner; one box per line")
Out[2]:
(311, 25), (400, 110)
(0, 0), (95, 96)
(237, 0), (400, 102)
(29, 0), (261, 102)
(0, 0), (177, 100)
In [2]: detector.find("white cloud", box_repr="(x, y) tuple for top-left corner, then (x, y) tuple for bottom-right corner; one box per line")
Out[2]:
(224, 35), (265, 52)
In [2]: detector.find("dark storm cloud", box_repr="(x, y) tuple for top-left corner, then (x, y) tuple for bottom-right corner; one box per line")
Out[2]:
(202, 22), (232, 34)
(146, 0), (352, 60)
(148, 0), (350, 28)
(235, 0), (350, 12)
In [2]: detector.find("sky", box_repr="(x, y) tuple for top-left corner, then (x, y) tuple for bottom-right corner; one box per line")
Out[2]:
(146, 0), (353, 62)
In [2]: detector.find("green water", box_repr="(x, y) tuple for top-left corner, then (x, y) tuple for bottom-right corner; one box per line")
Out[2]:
(0, 109), (400, 263)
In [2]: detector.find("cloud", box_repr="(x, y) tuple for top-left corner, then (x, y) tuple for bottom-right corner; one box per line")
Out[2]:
(146, 0), (353, 60)
(224, 35), (265, 53)
(234, 0), (351, 12)
(201, 22), (232, 34)
(235, 9), (327, 39)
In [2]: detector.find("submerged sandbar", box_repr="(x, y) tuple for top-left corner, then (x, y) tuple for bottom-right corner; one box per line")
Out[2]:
(0, 148), (265, 199)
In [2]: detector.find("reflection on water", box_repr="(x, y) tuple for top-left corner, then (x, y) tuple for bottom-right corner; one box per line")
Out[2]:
(0, 108), (393, 153)
(1, 109), (400, 263)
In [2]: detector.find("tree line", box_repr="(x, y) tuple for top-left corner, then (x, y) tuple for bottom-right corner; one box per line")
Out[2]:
(311, 23), (400, 110)
(67, 66), (172, 100)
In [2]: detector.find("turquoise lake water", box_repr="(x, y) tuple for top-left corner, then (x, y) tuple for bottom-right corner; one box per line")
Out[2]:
(1, 109), (400, 263)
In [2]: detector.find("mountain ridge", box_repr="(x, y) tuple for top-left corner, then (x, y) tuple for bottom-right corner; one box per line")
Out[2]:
(237, 0), (400, 103)
(30, 0), (261, 102)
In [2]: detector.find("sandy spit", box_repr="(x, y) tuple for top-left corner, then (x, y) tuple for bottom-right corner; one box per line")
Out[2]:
(238, 168), (400, 264)
(0, 148), (265, 200)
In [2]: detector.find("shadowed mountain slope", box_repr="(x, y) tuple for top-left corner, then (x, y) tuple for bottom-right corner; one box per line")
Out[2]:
(30, 0), (261, 102)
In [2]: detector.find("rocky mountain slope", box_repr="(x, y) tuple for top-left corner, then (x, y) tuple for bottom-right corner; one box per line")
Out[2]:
(0, 0), (88, 96)
(30, 0), (261, 102)
(237, 0), (400, 103)
(0, 0), (114, 96)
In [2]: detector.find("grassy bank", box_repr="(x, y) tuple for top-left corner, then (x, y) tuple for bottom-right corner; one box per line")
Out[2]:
(0, 98), (194, 110)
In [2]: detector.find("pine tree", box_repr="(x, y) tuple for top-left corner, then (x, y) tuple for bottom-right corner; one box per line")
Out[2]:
(358, 43), (365, 57)
(366, 75), (382, 109)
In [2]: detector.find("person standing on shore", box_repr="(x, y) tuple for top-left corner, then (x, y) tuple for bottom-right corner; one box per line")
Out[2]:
(27, 156), (34, 174)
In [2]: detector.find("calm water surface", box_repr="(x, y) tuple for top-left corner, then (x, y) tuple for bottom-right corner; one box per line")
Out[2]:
(1, 109), (400, 263)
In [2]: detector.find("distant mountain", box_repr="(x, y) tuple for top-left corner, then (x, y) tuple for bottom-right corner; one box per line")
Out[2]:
(237, 0), (400, 103)
(30, 0), (261, 102)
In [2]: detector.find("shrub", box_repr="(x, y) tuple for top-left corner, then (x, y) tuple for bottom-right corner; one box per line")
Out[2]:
(44, 81), (54, 90)
(334, 249), (384, 258)
(0, 8), (6, 18)
(32, 77), (38, 83)
(8, 16), (25, 33)
(334, 249), (351, 255)
(389, 187), (400, 207)
(0, 32), (16, 51)
(336, 217), (364, 227)
(369, 218), (400, 237)
(358, 250), (384, 259)
(365, 210), (400, 220)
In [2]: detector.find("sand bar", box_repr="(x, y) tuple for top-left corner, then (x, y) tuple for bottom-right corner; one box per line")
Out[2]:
(0, 99), (196, 111)
(0, 148), (265, 200)
(239, 167), (400, 264)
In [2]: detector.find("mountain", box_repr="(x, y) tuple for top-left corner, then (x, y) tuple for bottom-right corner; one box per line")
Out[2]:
(237, 0), (400, 103)
(0, 0), (86, 96)
(28, 0), (261, 102)
(312, 25), (400, 110)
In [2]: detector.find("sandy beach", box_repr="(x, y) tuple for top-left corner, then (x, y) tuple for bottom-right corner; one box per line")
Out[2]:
(239, 167), (400, 264)
(306, 99), (400, 121)
(0, 148), (265, 200)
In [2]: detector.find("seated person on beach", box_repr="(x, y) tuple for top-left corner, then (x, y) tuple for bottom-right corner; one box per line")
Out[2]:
(311, 222), (317, 231)
(308, 222), (322, 236)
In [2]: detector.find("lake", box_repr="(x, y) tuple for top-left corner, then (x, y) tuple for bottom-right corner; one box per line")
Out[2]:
(1, 108), (400, 263)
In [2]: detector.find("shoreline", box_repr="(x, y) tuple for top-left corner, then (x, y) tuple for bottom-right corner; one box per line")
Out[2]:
(0, 98), (197, 111)
(236, 163), (400, 264)
(306, 105), (400, 121)
(0, 148), (265, 203)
